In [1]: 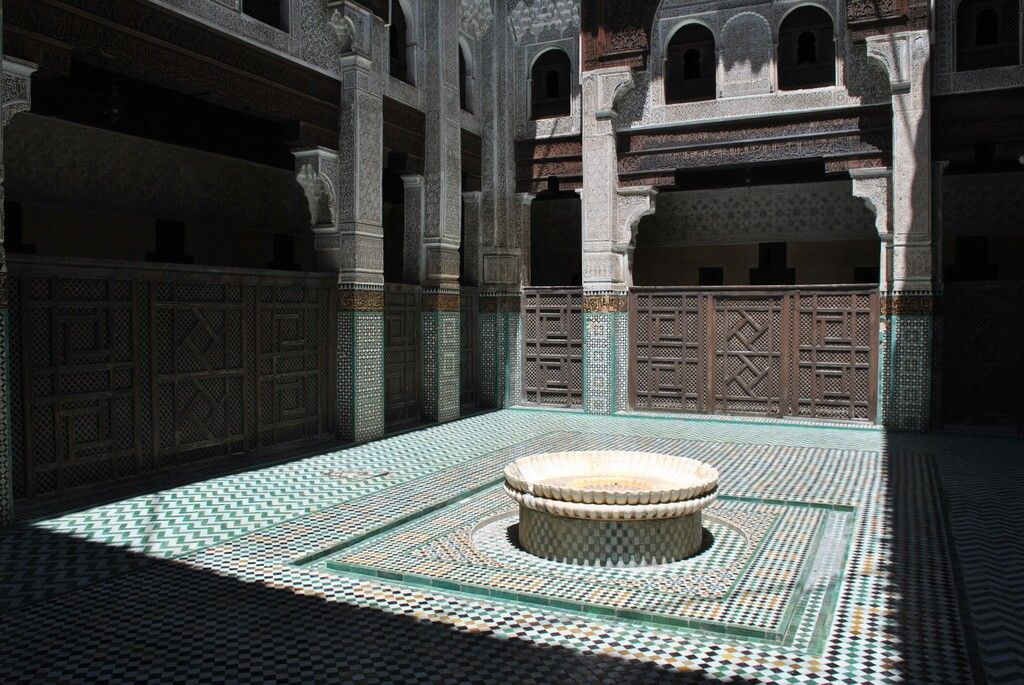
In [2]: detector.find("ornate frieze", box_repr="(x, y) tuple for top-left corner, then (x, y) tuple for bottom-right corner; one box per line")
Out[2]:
(582, 294), (628, 313)
(422, 290), (462, 312)
(479, 294), (522, 313)
(880, 293), (934, 315)
(338, 287), (386, 312)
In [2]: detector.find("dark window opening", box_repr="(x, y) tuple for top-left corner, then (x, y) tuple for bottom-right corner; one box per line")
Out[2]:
(796, 31), (817, 64)
(665, 24), (716, 103)
(382, 170), (406, 283)
(946, 235), (1000, 281)
(390, 0), (413, 85)
(531, 50), (571, 119)
(147, 219), (193, 264)
(2, 201), (35, 255)
(853, 265), (880, 284)
(749, 242), (795, 285)
(242, 0), (288, 31)
(778, 7), (835, 90)
(699, 267), (724, 286)
(459, 46), (471, 113)
(957, 0), (1020, 70)
(267, 233), (299, 271)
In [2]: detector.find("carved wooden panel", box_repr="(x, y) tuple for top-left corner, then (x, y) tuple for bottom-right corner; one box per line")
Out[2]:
(943, 282), (1024, 431)
(632, 287), (878, 421)
(460, 288), (479, 410)
(9, 258), (335, 499)
(522, 288), (583, 408)
(384, 283), (420, 429)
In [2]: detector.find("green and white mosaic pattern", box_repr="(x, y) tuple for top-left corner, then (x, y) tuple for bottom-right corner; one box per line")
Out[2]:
(2, 408), (1015, 683)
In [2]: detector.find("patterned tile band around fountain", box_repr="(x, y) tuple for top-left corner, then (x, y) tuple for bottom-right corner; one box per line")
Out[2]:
(503, 451), (720, 567)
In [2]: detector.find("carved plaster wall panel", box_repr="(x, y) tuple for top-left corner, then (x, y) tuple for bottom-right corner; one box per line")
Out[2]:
(5, 114), (310, 234)
(639, 181), (878, 248)
(617, 0), (889, 129)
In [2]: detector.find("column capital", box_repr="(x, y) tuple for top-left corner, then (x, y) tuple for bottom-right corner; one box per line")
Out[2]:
(293, 147), (340, 230)
(401, 173), (425, 188)
(2, 57), (37, 129)
(581, 66), (636, 121)
(865, 30), (929, 95)
(328, 1), (382, 61)
(849, 168), (892, 240)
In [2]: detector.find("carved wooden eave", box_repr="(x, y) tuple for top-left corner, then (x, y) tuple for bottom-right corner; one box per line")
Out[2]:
(615, 106), (894, 187)
(580, 0), (660, 72)
(514, 135), (584, 193)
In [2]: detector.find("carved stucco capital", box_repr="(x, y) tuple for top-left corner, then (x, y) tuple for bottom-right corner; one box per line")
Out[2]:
(581, 67), (635, 124)
(2, 57), (37, 129)
(849, 168), (892, 240)
(616, 186), (658, 248)
(864, 30), (929, 95)
(327, 1), (377, 59)
(293, 147), (340, 229)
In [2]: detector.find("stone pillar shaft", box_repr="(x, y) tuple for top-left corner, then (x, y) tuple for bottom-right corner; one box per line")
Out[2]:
(865, 31), (934, 431)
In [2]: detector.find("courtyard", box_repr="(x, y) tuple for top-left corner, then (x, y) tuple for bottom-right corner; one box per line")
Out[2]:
(1, 408), (1020, 683)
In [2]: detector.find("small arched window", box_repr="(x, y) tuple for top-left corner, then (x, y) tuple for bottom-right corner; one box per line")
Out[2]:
(459, 43), (473, 113)
(242, 0), (288, 31)
(778, 6), (835, 90)
(665, 24), (716, 103)
(957, 0), (1020, 70)
(531, 50), (571, 119)
(390, 0), (414, 85)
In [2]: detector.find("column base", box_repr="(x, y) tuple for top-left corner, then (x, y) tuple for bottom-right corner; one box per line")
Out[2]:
(479, 293), (521, 409)
(879, 294), (934, 432)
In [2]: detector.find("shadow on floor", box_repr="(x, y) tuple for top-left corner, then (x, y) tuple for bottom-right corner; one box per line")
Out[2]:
(0, 526), (757, 684)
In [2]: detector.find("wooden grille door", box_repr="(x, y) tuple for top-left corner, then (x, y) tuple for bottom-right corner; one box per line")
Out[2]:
(711, 295), (786, 416)
(522, 288), (583, 407)
(384, 284), (420, 429)
(631, 286), (878, 421)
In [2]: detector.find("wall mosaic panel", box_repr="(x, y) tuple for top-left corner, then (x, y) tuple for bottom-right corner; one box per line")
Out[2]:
(460, 289), (480, 410)
(8, 258), (335, 500)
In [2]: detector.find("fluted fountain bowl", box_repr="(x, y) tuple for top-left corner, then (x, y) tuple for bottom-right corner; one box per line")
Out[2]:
(503, 451), (719, 567)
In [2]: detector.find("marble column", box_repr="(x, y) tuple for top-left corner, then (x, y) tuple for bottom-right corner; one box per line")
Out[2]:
(579, 68), (656, 415)
(866, 31), (934, 431)
(419, 0), (462, 423)
(297, 2), (386, 443)
(0, 55), (36, 525)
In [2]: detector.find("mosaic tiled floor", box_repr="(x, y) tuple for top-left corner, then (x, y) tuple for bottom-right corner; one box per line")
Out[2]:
(1, 408), (1021, 683)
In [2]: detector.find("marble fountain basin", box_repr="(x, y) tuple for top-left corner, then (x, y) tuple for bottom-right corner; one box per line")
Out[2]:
(503, 451), (720, 567)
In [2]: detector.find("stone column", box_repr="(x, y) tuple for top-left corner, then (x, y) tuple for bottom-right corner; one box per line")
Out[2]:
(851, 167), (892, 424)
(579, 67), (656, 414)
(419, 0), (462, 423)
(0, 55), (36, 525)
(297, 2), (386, 443)
(402, 174), (424, 284)
(476, 0), (520, 410)
(866, 30), (934, 431)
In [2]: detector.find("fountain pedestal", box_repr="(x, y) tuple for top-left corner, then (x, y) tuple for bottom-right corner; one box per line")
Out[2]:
(504, 451), (719, 568)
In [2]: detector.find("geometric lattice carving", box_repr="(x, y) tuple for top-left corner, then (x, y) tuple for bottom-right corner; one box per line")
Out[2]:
(522, 288), (583, 408)
(384, 284), (421, 430)
(9, 260), (335, 499)
(942, 282), (1024, 431)
(632, 287), (878, 421)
